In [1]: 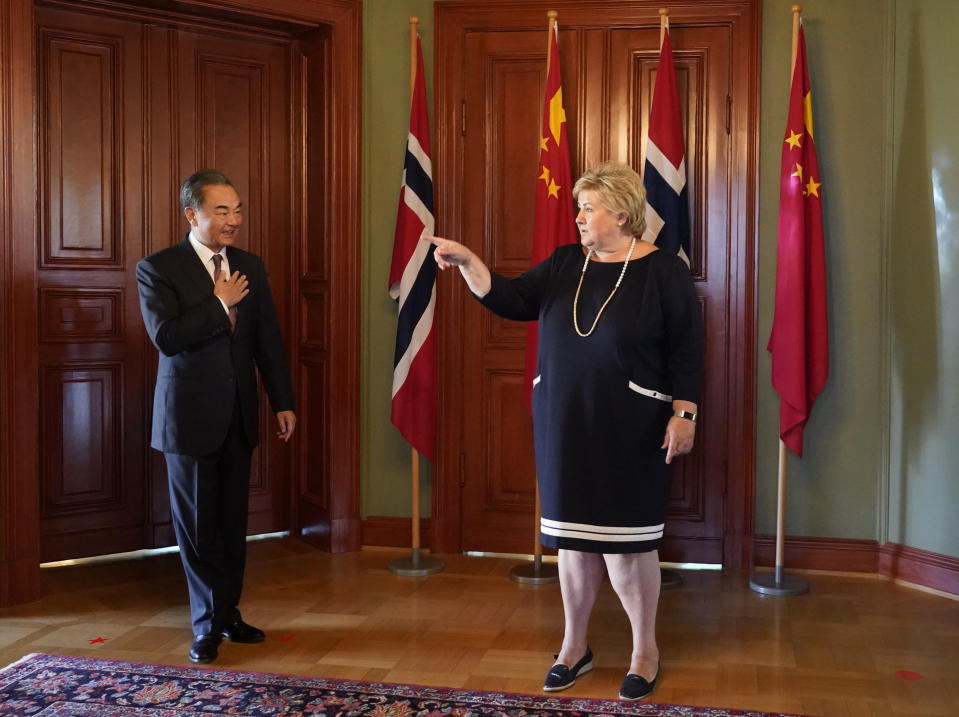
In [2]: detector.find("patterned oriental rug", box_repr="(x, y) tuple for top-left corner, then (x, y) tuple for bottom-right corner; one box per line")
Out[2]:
(0, 653), (813, 717)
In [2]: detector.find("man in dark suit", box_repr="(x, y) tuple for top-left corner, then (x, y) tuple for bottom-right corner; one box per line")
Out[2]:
(136, 169), (296, 664)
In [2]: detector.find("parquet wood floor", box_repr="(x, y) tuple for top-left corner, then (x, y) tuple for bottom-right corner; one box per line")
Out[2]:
(1, 537), (956, 716)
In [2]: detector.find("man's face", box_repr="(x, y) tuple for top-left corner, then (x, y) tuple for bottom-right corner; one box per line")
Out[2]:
(185, 184), (243, 251)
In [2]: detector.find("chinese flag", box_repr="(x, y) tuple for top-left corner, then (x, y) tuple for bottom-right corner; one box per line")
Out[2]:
(525, 21), (578, 409)
(767, 26), (828, 456)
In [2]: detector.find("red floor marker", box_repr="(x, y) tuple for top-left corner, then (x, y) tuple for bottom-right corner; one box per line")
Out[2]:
(278, 636), (294, 642)
(88, 637), (108, 644)
(895, 670), (922, 680)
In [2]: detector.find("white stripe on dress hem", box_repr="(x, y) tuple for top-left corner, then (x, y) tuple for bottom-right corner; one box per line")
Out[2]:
(541, 525), (664, 542)
(540, 518), (664, 542)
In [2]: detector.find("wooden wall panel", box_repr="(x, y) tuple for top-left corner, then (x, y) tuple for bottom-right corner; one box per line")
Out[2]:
(177, 31), (294, 537)
(39, 289), (123, 342)
(40, 364), (120, 514)
(487, 57), (541, 272)
(39, 32), (120, 267)
(296, 356), (332, 547)
(34, 6), (146, 563)
(0, 0), (42, 604)
(485, 370), (535, 505)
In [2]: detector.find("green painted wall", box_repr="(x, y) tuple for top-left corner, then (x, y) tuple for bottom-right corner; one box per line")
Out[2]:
(757, 0), (889, 542)
(362, 0), (959, 561)
(362, 0), (435, 518)
(887, 0), (959, 557)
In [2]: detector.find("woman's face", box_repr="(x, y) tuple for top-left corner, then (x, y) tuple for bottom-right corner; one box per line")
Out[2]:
(575, 190), (627, 253)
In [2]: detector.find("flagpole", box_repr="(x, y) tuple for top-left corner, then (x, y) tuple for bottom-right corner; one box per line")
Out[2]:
(653, 6), (683, 591)
(389, 15), (443, 578)
(510, 9), (561, 586)
(750, 4), (808, 597)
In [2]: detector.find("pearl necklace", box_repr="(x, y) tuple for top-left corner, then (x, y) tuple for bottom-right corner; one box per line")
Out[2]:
(573, 237), (637, 337)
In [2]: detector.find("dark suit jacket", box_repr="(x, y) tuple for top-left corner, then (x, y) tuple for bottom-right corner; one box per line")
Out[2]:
(136, 236), (295, 456)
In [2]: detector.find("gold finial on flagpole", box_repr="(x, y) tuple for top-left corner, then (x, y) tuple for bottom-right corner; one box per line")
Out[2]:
(659, 8), (669, 48)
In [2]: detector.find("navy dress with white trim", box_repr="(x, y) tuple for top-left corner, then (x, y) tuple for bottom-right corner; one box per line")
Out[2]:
(479, 243), (704, 553)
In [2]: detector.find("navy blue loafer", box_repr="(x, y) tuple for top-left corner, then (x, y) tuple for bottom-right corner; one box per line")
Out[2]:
(618, 663), (660, 700)
(543, 647), (594, 692)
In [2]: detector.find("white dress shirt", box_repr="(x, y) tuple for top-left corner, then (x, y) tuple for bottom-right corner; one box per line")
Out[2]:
(188, 233), (231, 315)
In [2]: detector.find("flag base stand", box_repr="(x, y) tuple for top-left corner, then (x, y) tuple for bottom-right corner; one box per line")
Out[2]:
(389, 547), (444, 577)
(661, 568), (683, 590)
(749, 567), (808, 596)
(509, 555), (559, 585)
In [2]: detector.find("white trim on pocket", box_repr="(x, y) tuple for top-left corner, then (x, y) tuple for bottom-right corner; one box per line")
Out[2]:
(627, 381), (672, 402)
(532, 375), (541, 387)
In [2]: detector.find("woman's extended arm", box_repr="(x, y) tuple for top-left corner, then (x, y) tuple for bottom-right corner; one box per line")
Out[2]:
(425, 234), (492, 297)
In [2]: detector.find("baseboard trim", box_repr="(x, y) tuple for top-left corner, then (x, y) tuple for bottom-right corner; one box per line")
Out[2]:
(879, 542), (959, 595)
(753, 534), (880, 573)
(359, 526), (959, 597)
(362, 515), (432, 549)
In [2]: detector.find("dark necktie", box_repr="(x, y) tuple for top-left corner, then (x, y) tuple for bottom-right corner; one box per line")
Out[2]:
(211, 253), (238, 332)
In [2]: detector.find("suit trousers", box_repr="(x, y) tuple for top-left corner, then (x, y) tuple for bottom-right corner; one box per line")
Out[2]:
(164, 398), (253, 635)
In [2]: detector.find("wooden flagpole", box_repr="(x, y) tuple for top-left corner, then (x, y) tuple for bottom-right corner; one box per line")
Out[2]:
(749, 4), (808, 597)
(389, 15), (443, 578)
(509, 10), (561, 586)
(656, 6), (683, 591)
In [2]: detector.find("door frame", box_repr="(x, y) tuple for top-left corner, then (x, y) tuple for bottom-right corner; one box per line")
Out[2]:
(432, 0), (759, 568)
(0, 0), (362, 606)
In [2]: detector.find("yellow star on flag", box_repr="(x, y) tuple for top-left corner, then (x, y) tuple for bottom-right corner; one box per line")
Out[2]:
(540, 136), (549, 151)
(538, 166), (551, 184)
(785, 129), (802, 150)
(791, 162), (803, 181)
(805, 176), (821, 197)
(547, 178), (561, 198)
(548, 88), (567, 145)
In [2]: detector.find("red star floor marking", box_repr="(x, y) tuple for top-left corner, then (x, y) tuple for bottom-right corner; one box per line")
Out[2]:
(895, 670), (923, 680)
(278, 636), (294, 642)
(88, 637), (108, 644)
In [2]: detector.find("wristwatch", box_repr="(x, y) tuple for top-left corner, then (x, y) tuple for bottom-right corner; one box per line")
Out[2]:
(673, 409), (697, 423)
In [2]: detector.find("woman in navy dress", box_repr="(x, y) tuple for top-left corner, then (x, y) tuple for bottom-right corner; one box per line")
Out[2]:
(428, 162), (704, 701)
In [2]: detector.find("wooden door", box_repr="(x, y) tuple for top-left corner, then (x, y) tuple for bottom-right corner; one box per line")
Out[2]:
(35, 3), (294, 561)
(434, 1), (759, 567)
(1, 0), (360, 605)
(36, 7), (149, 561)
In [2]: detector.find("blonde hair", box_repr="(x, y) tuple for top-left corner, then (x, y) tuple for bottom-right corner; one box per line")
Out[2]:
(572, 161), (647, 238)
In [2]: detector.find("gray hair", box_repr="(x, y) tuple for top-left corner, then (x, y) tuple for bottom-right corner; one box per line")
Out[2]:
(179, 169), (234, 211)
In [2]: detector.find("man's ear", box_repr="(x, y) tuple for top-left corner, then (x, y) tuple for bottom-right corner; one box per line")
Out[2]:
(184, 206), (197, 227)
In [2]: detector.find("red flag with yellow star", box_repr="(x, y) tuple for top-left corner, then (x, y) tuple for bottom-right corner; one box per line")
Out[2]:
(767, 26), (828, 456)
(525, 21), (578, 409)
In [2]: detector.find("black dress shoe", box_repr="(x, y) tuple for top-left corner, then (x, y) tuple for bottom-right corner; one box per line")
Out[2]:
(220, 615), (265, 643)
(189, 633), (222, 664)
(618, 663), (660, 700)
(542, 647), (593, 692)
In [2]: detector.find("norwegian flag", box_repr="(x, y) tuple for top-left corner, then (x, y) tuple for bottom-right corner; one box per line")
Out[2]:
(642, 27), (691, 265)
(389, 35), (437, 460)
